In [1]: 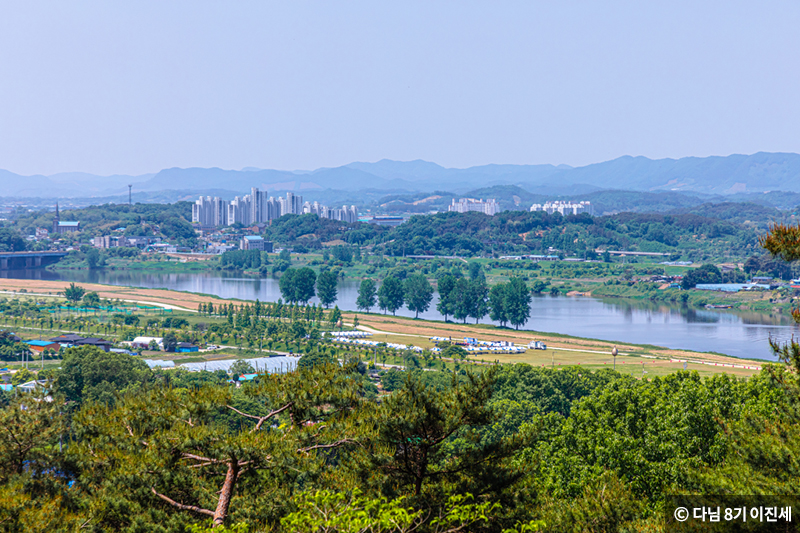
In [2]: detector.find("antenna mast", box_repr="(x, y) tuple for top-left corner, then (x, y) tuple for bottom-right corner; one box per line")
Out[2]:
(128, 185), (132, 205)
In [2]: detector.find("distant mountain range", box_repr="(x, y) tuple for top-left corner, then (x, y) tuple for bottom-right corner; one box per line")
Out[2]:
(1, 152), (799, 199)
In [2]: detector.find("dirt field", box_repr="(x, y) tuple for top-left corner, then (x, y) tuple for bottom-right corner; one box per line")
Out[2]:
(0, 279), (242, 311)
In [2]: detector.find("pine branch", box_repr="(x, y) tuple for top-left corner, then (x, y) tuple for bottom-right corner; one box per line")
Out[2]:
(297, 438), (358, 454)
(150, 487), (215, 517)
(226, 402), (293, 432)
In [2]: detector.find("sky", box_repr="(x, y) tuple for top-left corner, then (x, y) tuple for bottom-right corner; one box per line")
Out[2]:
(0, 1), (798, 176)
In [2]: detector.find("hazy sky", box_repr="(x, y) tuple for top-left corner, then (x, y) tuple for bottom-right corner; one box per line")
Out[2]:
(0, 1), (798, 176)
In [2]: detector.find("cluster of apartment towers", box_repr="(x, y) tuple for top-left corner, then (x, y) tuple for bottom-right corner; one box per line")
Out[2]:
(192, 188), (358, 228)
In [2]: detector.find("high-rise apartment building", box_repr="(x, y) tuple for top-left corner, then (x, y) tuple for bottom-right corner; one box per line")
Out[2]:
(529, 201), (593, 216)
(191, 188), (363, 228)
(192, 196), (230, 228)
(304, 202), (357, 223)
(448, 198), (500, 216)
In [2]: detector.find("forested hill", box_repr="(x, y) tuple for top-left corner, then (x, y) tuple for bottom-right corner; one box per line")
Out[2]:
(264, 210), (762, 261)
(11, 203), (197, 247)
(668, 202), (788, 226)
(0, 201), (768, 261)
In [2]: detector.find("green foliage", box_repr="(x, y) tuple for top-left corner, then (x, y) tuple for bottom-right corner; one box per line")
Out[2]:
(403, 274), (433, 319)
(440, 344), (467, 360)
(374, 369), (523, 498)
(760, 222), (800, 263)
(377, 276), (404, 316)
(489, 284), (508, 327)
(68, 364), (369, 529)
(55, 345), (152, 405)
(160, 216), (198, 245)
(435, 274), (456, 321)
(0, 227), (27, 252)
(14, 201), (195, 243)
(279, 267), (317, 304)
(82, 291), (100, 307)
(298, 350), (338, 369)
(356, 279), (377, 313)
(0, 390), (64, 483)
(230, 359), (255, 376)
(10, 368), (34, 386)
(316, 271), (339, 308)
(221, 250), (262, 270)
(280, 489), (421, 533)
(505, 278), (531, 329)
(280, 490), (505, 533)
(681, 263), (722, 289)
(85, 247), (100, 269)
(62, 282), (86, 304)
(743, 254), (796, 280)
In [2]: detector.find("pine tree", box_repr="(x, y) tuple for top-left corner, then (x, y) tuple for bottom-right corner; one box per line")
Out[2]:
(69, 364), (372, 529)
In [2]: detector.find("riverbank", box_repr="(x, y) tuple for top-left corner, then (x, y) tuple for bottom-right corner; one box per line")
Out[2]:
(0, 278), (772, 377)
(51, 255), (218, 272)
(586, 282), (796, 316)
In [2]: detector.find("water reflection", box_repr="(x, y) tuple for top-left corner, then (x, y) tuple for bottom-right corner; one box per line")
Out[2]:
(2, 269), (797, 360)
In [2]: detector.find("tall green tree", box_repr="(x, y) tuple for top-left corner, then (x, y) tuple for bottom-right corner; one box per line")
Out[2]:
(435, 274), (456, 322)
(315, 271), (338, 308)
(163, 332), (179, 353)
(489, 284), (508, 327)
(82, 291), (101, 308)
(374, 369), (524, 499)
(404, 274), (433, 319)
(328, 306), (342, 327)
(279, 267), (317, 304)
(85, 247), (101, 269)
(378, 276), (405, 315)
(467, 278), (489, 324)
(452, 278), (470, 324)
(505, 277), (531, 330)
(468, 261), (484, 280)
(356, 279), (377, 313)
(62, 282), (86, 304)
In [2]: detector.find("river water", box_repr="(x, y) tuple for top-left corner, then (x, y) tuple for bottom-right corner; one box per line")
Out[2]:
(3, 269), (796, 361)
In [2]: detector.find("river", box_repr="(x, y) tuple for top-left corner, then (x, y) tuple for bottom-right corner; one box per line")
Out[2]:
(3, 269), (796, 360)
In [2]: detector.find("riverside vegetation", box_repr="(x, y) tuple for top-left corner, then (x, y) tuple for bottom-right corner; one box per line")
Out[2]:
(0, 223), (799, 531)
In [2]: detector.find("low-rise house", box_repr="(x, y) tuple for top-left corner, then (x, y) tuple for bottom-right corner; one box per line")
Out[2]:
(25, 340), (61, 353)
(50, 334), (85, 347)
(74, 338), (113, 352)
(176, 342), (199, 353)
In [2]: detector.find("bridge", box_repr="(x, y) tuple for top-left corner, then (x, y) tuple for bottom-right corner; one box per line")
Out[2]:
(0, 251), (68, 269)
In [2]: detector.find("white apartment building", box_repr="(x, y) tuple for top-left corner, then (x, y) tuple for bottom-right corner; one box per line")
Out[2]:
(193, 189), (305, 228)
(305, 202), (357, 223)
(448, 198), (500, 216)
(529, 201), (593, 216)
